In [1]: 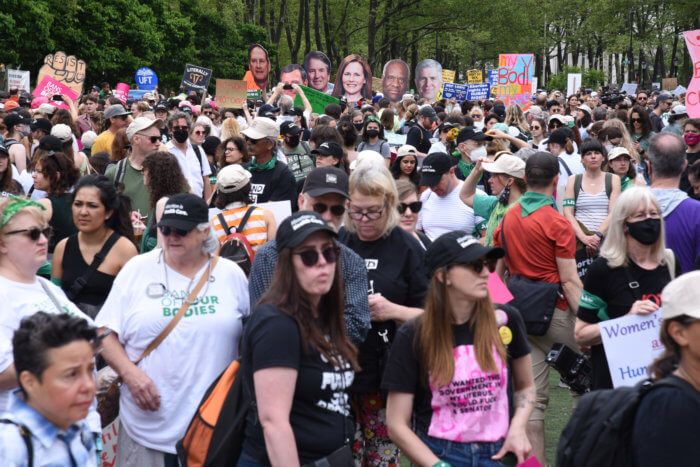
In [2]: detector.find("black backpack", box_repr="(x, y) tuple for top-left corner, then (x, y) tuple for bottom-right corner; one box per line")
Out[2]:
(216, 207), (256, 276)
(556, 377), (695, 467)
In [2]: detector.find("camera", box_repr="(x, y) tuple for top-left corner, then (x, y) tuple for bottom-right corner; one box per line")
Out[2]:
(545, 343), (592, 394)
(283, 84), (293, 90)
(52, 94), (64, 101)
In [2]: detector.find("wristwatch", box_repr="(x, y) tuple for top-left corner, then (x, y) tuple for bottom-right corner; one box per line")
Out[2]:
(594, 231), (604, 239)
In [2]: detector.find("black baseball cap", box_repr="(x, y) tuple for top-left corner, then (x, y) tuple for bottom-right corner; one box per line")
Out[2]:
(3, 113), (31, 128)
(525, 151), (559, 183)
(425, 230), (504, 275)
(417, 105), (438, 121)
(456, 126), (492, 145)
(288, 106), (304, 117)
(276, 211), (337, 252)
(258, 104), (280, 115)
(280, 121), (303, 136)
(38, 135), (63, 153)
(154, 102), (168, 112)
(311, 142), (343, 160)
(30, 118), (52, 133)
(302, 166), (349, 198)
(547, 128), (570, 146)
(0, 142), (8, 156)
(419, 152), (455, 186)
(157, 193), (209, 231)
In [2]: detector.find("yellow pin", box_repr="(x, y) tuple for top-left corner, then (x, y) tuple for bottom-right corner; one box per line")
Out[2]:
(499, 326), (513, 346)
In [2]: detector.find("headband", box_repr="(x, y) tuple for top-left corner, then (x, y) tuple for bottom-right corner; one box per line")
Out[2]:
(1, 195), (46, 228)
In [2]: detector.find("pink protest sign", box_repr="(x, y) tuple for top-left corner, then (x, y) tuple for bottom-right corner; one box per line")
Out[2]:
(683, 29), (700, 118)
(32, 75), (79, 110)
(114, 82), (130, 105)
(488, 272), (514, 304)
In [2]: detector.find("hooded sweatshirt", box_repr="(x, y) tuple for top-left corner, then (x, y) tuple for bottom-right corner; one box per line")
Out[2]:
(651, 188), (700, 273)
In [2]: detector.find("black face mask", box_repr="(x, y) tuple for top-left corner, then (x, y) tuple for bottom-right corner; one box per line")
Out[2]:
(172, 129), (189, 144)
(365, 129), (379, 138)
(354, 123), (364, 132)
(625, 218), (661, 245)
(286, 135), (300, 147)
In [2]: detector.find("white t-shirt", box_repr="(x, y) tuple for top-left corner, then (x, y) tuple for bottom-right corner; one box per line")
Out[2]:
(557, 152), (585, 187)
(95, 250), (250, 453)
(166, 141), (212, 197)
(417, 181), (486, 241)
(0, 276), (100, 432)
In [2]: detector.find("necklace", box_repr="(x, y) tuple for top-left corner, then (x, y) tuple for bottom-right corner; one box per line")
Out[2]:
(676, 365), (700, 392)
(161, 250), (213, 305)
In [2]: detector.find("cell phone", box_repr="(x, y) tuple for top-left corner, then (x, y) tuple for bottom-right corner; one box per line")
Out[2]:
(52, 94), (63, 101)
(283, 84), (293, 90)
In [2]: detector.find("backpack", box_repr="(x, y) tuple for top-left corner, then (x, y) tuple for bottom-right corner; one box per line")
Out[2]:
(176, 359), (253, 466)
(556, 377), (696, 467)
(216, 207), (256, 276)
(573, 172), (613, 203)
(0, 419), (33, 466)
(113, 158), (128, 190)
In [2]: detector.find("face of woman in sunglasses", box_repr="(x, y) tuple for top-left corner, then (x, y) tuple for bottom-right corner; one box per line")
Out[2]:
(190, 125), (206, 145)
(292, 231), (337, 302)
(398, 192), (420, 233)
(0, 212), (50, 274)
(444, 257), (495, 301)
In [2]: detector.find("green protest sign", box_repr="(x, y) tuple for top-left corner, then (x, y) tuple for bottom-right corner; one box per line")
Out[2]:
(294, 85), (339, 114)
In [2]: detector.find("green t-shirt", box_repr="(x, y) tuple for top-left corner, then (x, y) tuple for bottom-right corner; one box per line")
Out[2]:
(105, 161), (151, 217)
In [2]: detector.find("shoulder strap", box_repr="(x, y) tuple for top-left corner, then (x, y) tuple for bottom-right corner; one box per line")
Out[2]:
(622, 263), (643, 301)
(0, 419), (33, 466)
(237, 206), (257, 233)
(357, 142), (365, 152)
(651, 377), (700, 407)
(135, 255), (219, 365)
(604, 172), (613, 198)
(217, 213), (231, 236)
(192, 145), (204, 174)
(573, 174), (583, 202)
(559, 157), (573, 177)
(114, 158), (127, 188)
(300, 141), (312, 155)
(38, 278), (66, 314)
(65, 232), (121, 301)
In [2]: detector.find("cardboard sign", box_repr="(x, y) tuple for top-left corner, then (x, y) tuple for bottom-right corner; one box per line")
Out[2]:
(467, 69), (482, 84)
(662, 78), (678, 91)
(442, 69), (455, 83)
(492, 54), (534, 110)
(684, 29), (700, 118)
(181, 64), (212, 94)
(36, 51), (86, 96)
(32, 75), (79, 110)
(216, 79), (247, 109)
(7, 69), (30, 91)
(135, 67), (158, 90)
(600, 310), (665, 388)
(100, 418), (119, 467)
(620, 83), (638, 96)
(467, 83), (490, 101)
(567, 73), (582, 97)
(113, 83), (130, 105)
(293, 84), (339, 114)
(441, 82), (469, 101)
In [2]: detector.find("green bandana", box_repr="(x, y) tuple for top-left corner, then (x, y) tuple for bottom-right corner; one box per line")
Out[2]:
(484, 202), (511, 246)
(1, 195), (46, 228)
(518, 192), (554, 217)
(579, 289), (610, 321)
(248, 156), (277, 172)
(620, 176), (634, 192)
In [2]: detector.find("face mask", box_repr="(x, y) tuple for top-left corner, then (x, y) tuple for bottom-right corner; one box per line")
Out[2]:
(173, 129), (189, 144)
(684, 133), (700, 147)
(354, 123), (364, 132)
(470, 145), (487, 162)
(366, 130), (379, 138)
(473, 121), (484, 131)
(625, 218), (661, 245)
(286, 135), (300, 147)
(19, 126), (30, 138)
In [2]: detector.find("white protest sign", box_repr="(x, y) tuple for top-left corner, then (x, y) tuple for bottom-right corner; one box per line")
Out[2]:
(599, 310), (665, 388)
(620, 83), (638, 96)
(7, 69), (30, 91)
(386, 132), (407, 147)
(567, 73), (581, 97)
(673, 85), (686, 96)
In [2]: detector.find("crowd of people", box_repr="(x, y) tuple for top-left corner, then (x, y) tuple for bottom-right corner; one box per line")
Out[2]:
(0, 78), (699, 467)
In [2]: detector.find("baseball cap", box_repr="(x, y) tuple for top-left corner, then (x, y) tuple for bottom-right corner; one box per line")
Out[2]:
(126, 117), (164, 143)
(420, 152), (455, 186)
(548, 114), (567, 126)
(350, 150), (385, 171)
(525, 151), (559, 183)
(493, 104), (506, 118)
(656, 94), (672, 103)
(577, 104), (593, 115)
(38, 135), (63, 153)
(397, 145), (417, 158)
(143, 93), (156, 101)
(0, 142), (8, 156)
(258, 104), (280, 116)
(154, 102), (168, 113)
(311, 142), (343, 160)
(4, 113), (31, 127)
(661, 271), (700, 320)
(157, 193), (209, 232)
(217, 164), (252, 193)
(37, 103), (56, 115)
(302, 166), (349, 198)
(425, 231), (504, 276)
(50, 124), (73, 143)
(30, 118), (52, 134)
(481, 154), (526, 179)
(241, 117), (279, 140)
(371, 94), (383, 104)
(276, 210), (337, 252)
(280, 120), (303, 136)
(3, 101), (19, 112)
(417, 105), (438, 121)
(456, 127), (493, 145)
(104, 104), (131, 120)
(547, 128), (571, 146)
(670, 105), (687, 116)
(288, 106), (304, 117)
(608, 147), (631, 161)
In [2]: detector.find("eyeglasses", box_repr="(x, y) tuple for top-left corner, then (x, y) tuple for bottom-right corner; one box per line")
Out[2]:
(224, 146), (238, 152)
(294, 246), (340, 267)
(630, 118), (642, 123)
(4, 226), (53, 241)
(462, 257), (497, 274)
(117, 115), (129, 121)
(245, 136), (263, 145)
(398, 201), (422, 214)
(159, 226), (191, 237)
(194, 130), (206, 135)
(172, 126), (189, 132)
(348, 207), (384, 221)
(138, 134), (160, 144)
(312, 203), (346, 217)
(637, 97), (648, 101)
(470, 114), (483, 118)
(203, 111), (213, 116)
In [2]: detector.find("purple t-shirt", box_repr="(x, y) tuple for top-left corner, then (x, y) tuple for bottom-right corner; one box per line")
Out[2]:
(664, 198), (700, 273)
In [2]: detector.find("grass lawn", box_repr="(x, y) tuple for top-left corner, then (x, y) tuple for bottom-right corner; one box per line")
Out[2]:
(399, 371), (574, 467)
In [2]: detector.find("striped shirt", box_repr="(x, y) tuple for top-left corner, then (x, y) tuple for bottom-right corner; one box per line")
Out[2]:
(210, 203), (269, 251)
(575, 187), (609, 232)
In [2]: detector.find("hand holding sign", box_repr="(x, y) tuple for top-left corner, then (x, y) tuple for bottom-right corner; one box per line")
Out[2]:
(37, 51), (86, 96)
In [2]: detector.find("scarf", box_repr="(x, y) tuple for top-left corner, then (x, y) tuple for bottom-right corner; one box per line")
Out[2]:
(518, 192), (554, 217)
(248, 156), (276, 171)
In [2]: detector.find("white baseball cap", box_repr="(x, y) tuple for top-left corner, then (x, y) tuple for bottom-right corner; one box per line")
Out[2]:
(662, 271), (700, 320)
(607, 146), (631, 161)
(217, 164), (252, 193)
(126, 117), (164, 143)
(241, 117), (279, 140)
(481, 153), (526, 179)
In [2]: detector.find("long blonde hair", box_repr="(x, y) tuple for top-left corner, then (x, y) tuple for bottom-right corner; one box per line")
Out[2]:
(220, 118), (241, 140)
(505, 104), (529, 133)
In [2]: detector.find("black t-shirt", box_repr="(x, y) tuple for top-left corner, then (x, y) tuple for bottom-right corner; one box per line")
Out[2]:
(681, 150), (700, 197)
(241, 304), (354, 464)
(577, 256), (678, 389)
(381, 305), (530, 441)
(632, 375), (700, 467)
(406, 124), (432, 154)
(249, 161), (298, 209)
(341, 226), (429, 392)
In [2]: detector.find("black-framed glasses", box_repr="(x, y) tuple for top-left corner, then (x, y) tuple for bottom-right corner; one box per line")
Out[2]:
(463, 257), (497, 274)
(294, 246), (340, 267)
(630, 118), (642, 123)
(224, 146), (238, 153)
(348, 207), (384, 221)
(159, 226), (191, 237)
(312, 203), (346, 217)
(138, 134), (160, 144)
(398, 201), (422, 214)
(4, 226), (53, 241)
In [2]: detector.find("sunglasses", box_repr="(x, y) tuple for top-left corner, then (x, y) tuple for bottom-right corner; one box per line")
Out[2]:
(117, 115), (129, 120)
(245, 136), (262, 144)
(139, 135), (160, 144)
(159, 226), (191, 237)
(172, 126), (189, 132)
(630, 118), (642, 123)
(463, 257), (497, 274)
(294, 246), (340, 267)
(549, 122), (562, 128)
(4, 226), (53, 241)
(531, 126), (542, 130)
(398, 201), (422, 214)
(224, 146), (238, 152)
(312, 202), (346, 217)
(203, 111), (213, 116)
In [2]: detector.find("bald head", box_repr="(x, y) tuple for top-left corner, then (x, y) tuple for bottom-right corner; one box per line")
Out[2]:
(647, 132), (687, 179)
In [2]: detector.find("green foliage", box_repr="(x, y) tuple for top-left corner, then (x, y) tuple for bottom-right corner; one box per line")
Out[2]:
(546, 66), (607, 92)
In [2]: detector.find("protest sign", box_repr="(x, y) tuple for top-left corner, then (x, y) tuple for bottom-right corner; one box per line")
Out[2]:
(128, 89), (150, 101)
(294, 84), (339, 114)
(247, 89), (262, 100)
(673, 85), (686, 95)
(493, 54), (534, 110)
(662, 78), (678, 91)
(531, 77), (538, 93)
(488, 69), (499, 87)
(467, 69), (482, 84)
(684, 29), (700, 117)
(135, 67), (158, 90)
(442, 69), (455, 83)
(181, 64), (212, 94)
(599, 310), (665, 388)
(441, 82), (469, 102)
(7, 69), (30, 91)
(467, 83), (490, 101)
(32, 75), (79, 110)
(386, 132), (407, 147)
(113, 83), (130, 105)
(100, 419), (119, 467)
(216, 79), (247, 109)
(651, 82), (661, 91)
(36, 51), (86, 96)
(620, 83), (638, 96)
(567, 73), (582, 97)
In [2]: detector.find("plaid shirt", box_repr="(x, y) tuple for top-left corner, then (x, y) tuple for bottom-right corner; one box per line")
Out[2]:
(0, 390), (97, 467)
(249, 239), (370, 344)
